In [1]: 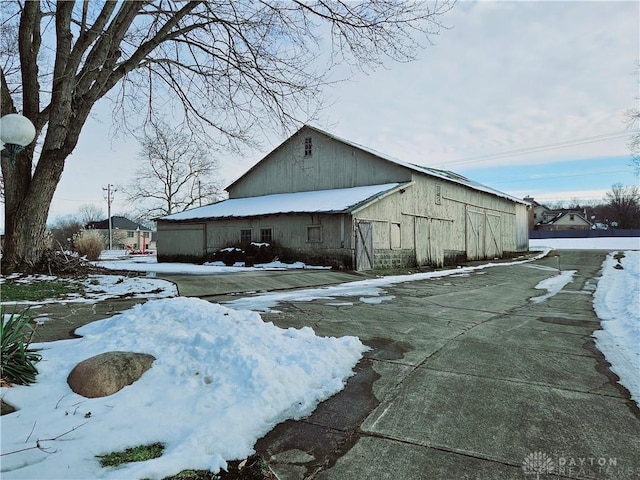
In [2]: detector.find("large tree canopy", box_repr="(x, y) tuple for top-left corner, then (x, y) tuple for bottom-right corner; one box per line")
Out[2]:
(0, 0), (453, 273)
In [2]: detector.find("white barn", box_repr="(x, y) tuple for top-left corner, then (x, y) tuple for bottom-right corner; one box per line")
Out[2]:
(156, 125), (529, 270)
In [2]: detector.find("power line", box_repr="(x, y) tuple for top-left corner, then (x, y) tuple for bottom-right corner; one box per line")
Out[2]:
(439, 130), (631, 168)
(488, 168), (635, 185)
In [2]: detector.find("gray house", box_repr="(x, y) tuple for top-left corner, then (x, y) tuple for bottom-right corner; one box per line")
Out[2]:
(156, 125), (529, 270)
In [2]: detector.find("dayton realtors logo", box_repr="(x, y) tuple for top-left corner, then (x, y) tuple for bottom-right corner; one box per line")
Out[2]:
(522, 451), (556, 479)
(522, 452), (624, 478)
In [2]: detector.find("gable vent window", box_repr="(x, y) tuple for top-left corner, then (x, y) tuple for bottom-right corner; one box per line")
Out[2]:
(304, 137), (312, 156)
(435, 184), (442, 205)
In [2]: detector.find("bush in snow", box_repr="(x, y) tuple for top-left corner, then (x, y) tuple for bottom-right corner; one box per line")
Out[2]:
(1, 308), (41, 386)
(73, 230), (104, 261)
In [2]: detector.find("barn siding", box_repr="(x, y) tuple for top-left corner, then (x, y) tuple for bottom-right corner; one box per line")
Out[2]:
(353, 174), (527, 268)
(228, 129), (412, 198)
(156, 222), (205, 262)
(159, 126), (529, 268)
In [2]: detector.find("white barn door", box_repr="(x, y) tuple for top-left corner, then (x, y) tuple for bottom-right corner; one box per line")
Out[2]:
(485, 213), (503, 258)
(355, 221), (374, 271)
(466, 208), (484, 260)
(415, 217), (429, 267)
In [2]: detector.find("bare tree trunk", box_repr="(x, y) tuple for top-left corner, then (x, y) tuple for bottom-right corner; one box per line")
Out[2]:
(2, 148), (65, 273)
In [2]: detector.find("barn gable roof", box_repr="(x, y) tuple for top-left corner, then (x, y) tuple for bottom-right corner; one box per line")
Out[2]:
(158, 183), (406, 222)
(227, 125), (528, 205)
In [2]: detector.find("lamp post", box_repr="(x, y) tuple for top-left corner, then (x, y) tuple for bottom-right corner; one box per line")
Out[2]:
(0, 114), (36, 161)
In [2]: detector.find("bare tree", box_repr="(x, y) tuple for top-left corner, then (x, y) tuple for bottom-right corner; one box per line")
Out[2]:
(77, 204), (105, 225)
(627, 62), (640, 174)
(0, 0), (453, 273)
(605, 183), (640, 229)
(123, 121), (223, 218)
(628, 109), (640, 174)
(48, 216), (84, 250)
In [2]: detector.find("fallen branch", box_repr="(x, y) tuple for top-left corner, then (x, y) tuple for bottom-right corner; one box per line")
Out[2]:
(1, 422), (89, 457)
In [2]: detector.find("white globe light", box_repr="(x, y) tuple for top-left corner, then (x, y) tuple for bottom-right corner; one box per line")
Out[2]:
(0, 113), (36, 147)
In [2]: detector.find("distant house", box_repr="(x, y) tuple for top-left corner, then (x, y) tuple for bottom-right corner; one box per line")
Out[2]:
(85, 216), (156, 251)
(156, 125), (529, 270)
(524, 198), (593, 231)
(537, 211), (592, 231)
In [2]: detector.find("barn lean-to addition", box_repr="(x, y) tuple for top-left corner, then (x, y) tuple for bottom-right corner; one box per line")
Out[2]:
(156, 125), (529, 270)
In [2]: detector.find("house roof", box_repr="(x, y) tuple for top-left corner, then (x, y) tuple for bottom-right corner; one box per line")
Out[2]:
(544, 212), (592, 226)
(227, 125), (528, 206)
(86, 216), (152, 231)
(158, 183), (406, 222)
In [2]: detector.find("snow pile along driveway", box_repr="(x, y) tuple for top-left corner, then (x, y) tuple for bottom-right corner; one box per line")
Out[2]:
(1, 297), (367, 479)
(592, 251), (640, 406)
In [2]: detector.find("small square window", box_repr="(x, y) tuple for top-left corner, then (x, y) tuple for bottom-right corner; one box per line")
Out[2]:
(569, 214), (575, 221)
(127, 231), (135, 238)
(304, 137), (312, 156)
(307, 225), (322, 243)
(240, 229), (252, 243)
(260, 228), (273, 243)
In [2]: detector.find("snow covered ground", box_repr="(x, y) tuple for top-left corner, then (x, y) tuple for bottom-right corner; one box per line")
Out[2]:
(592, 251), (640, 405)
(0, 274), (177, 306)
(1, 298), (367, 479)
(1, 236), (638, 478)
(94, 253), (330, 275)
(530, 236), (640, 250)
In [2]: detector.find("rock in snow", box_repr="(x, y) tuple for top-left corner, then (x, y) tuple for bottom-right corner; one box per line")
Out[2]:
(67, 351), (156, 398)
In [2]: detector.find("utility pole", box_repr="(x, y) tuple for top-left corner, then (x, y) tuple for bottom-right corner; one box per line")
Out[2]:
(103, 184), (116, 250)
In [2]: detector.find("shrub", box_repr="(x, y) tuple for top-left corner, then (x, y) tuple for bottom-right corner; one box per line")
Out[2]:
(73, 230), (104, 261)
(1, 308), (41, 386)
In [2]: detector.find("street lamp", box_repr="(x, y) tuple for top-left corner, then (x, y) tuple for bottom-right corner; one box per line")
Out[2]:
(0, 113), (36, 162)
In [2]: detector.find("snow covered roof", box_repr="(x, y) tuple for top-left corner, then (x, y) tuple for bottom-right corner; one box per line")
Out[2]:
(302, 125), (528, 205)
(159, 183), (404, 222)
(226, 125), (528, 205)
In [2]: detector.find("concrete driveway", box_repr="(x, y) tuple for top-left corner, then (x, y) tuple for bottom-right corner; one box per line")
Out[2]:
(229, 250), (639, 480)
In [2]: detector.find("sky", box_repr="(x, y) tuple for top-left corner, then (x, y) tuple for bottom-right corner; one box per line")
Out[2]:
(3, 0), (638, 226)
(1, 241), (638, 478)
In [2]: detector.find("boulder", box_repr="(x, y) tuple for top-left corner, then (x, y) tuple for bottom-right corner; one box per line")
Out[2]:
(67, 351), (155, 398)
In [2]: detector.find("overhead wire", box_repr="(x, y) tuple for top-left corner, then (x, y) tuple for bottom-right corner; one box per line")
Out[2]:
(438, 130), (632, 168)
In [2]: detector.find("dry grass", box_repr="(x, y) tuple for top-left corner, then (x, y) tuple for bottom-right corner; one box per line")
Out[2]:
(73, 230), (104, 261)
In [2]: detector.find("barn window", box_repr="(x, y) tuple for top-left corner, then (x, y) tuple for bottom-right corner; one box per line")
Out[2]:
(127, 231), (135, 238)
(304, 137), (312, 156)
(307, 225), (322, 243)
(260, 228), (273, 243)
(569, 214), (575, 221)
(435, 184), (442, 205)
(240, 228), (252, 243)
